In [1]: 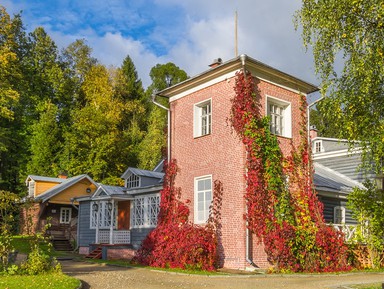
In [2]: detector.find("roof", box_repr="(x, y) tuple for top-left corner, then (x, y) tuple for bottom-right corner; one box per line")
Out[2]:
(25, 175), (65, 185)
(157, 54), (319, 99)
(94, 184), (126, 196)
(121, 167), (164, 180)
(34, 174), (97, 203)
(314, 163), (364, 194)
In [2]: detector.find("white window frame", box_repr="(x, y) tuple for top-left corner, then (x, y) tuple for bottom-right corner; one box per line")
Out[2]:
(90, 201), (117, 229)
(334, 206), (346, 224)
(126, 174), (140, 189)
(194, 175), (213, 224)
(131, 194), (160, 228)
(28, 180), (35, 197)
(60, 207), (72, 224)
(314, 140), (324, 153)
(193, 99), (212, 138)
(266, 96), (291, 138)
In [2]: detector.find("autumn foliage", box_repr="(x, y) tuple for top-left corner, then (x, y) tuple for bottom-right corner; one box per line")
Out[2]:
(230, 71), (350, 272)
(134, 160), (223, 271)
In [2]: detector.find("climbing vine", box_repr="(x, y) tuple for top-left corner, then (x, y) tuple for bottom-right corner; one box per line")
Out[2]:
(134, 160), (223, 271)
(230, 71), (350, 272)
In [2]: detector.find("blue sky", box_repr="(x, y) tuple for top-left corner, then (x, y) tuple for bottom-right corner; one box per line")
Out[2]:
(3, 0), (318, 91)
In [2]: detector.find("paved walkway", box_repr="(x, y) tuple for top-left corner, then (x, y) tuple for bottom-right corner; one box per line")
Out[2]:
(60, 260), (384, 289)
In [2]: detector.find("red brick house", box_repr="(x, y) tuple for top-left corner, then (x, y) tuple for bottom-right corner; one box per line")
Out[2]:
(154, 55), (319, 270)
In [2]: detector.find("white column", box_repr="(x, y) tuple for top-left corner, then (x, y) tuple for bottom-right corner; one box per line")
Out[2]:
(95, 201), (100, 244)
(109, 199), (115, 245)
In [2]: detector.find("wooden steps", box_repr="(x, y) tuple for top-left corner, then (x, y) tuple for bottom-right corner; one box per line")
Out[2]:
(52, 238), (73, 251)
(85, 247), (102, 259)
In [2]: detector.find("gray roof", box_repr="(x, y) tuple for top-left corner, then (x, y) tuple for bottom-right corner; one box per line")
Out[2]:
(121, 167), (164, 180)
(314, 163), (364, 193)
(95, 184), (126, 196)
(26, 175), (65, 185)
(34, 174), (97, 202)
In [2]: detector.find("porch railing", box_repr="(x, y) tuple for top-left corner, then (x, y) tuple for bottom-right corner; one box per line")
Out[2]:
(98, 230), (131, 244)
(331, 224), (357, 242)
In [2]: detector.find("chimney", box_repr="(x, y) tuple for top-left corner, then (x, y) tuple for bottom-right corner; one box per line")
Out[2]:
(209, 58), (223, 68)
(58, 172), (68, 179)
(309, 125), (318, 139)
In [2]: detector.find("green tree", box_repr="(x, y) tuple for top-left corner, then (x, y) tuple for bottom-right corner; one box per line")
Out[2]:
(348, 181), (384, 268)
(310, 108), (338, 138)
(138, 63), (188, 169)
(26, 101), (62, 176)
(0, 6), (25, 192)
(62, 64), (126, 184)
(296, 0), (384, 174)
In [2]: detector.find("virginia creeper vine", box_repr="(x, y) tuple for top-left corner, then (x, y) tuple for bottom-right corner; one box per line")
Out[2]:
(230, 71), (350, 272)
(134, 160), (223, 271)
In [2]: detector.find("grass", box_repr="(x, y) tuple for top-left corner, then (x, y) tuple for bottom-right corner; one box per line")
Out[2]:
(352, 284), (382, 289)
(0, 272), (80, 289)
(10, 235), (71, 257)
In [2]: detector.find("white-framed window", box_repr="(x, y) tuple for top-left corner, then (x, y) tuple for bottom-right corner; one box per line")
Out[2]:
(334, 206), (346, 224)
(131, 194), (160, 228)
(90, 201), (117, 229)
(314, 140), (324, 153)
(194, 175), (212, 224)
(126, 174), (140, 189)
(194, 99), (212, 138)
(266, 96), (291, 138)
(28, 180), (35, 197)
(60, 207), (72, 224)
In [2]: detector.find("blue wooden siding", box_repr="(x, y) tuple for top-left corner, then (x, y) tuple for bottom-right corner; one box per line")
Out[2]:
(318, 196), (357, 225)
(78, 201), (96, 247)
(130, 228), (154, 249)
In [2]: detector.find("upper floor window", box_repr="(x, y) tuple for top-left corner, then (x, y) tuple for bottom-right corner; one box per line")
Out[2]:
(126, 174), (140, 189)
(194, 99), (211, 138)
(194, 175), (212, 224)
(314, 140), (324, 153)
(60, 207), (72, 224)
(132, 194), (160, 228)
(334, 206), (345, 224)
(267, 97), (291, 138)
(28, 180), (35, 197)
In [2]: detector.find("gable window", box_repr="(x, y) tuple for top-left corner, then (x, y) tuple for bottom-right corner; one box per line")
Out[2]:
(132, 194), (160, 228)
(60, 207), (72, 224)
(28, 180), (35, 197)
(126, 174), (140, 189)
(194, 175), (212, 224)
(266, 97), (291, 138)
(314, 140), (324, 153)
(90, 201), (117, 229)
(194, 99), (211, 138)
(334, 206), (345, 224)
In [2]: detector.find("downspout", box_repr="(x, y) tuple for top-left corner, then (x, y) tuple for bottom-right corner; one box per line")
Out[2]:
(307, 96), (324, 143)
(240, 54), (257, 267)
(151, 93), (170, 162)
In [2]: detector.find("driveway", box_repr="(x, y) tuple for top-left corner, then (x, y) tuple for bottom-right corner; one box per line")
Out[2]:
(60, 260), (384, 289)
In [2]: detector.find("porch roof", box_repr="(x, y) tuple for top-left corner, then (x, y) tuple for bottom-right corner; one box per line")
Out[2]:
(314, 163), (364, 194)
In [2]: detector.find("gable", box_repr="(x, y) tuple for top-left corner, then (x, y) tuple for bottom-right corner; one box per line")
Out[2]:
(49, 179), (97, 205)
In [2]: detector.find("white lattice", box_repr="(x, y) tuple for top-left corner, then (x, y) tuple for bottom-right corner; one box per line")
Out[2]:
(332, 224), (357, 242)
(148, 196), (160, 226)
(98, 230), (131, 244)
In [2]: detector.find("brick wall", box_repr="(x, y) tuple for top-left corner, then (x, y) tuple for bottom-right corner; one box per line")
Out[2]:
(107, 248), (136, 260)
(170, 75), (305, 270)
(19, 202), (41, 235)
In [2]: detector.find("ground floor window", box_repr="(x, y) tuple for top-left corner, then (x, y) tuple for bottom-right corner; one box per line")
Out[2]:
(60, 207), (72, 224)
(132, 194), (160, 228)
(194, 175), (212, 224)
(334, 206), (346, 224)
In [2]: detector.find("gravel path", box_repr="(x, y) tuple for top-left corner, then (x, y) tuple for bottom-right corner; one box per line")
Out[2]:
(61, 260), (384, 289)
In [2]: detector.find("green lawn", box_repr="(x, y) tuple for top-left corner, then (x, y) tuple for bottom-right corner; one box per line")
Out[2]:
(10, 235), (71, 257)
(0, 272), (80, 289)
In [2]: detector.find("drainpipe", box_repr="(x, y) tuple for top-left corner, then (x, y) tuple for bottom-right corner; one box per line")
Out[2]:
(151, 93), (170, 163)
(239, 54), (256, 267)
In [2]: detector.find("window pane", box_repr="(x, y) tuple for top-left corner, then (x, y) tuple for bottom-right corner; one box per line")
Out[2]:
(204, 179), (211, 190)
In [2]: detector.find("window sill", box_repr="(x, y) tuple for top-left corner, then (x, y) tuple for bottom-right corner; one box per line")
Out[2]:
(193, 133), (211, 139)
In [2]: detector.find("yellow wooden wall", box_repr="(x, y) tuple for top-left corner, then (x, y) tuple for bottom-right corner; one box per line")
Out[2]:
(34, 181), (61, 197)
(49, 180), (97, 204)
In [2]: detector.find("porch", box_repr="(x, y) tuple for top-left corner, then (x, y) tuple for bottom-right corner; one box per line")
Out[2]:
(331, 224), (357, 242)
(97, 229), (131, 245)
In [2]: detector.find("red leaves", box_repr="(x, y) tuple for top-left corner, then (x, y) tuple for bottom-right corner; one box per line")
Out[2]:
(229, 71), (350, 272)
(134, 160), (222, 271)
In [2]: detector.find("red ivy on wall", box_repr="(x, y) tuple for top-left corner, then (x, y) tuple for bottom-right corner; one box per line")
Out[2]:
(134, 160), (223, 271)
(230, 70), (350, 272)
